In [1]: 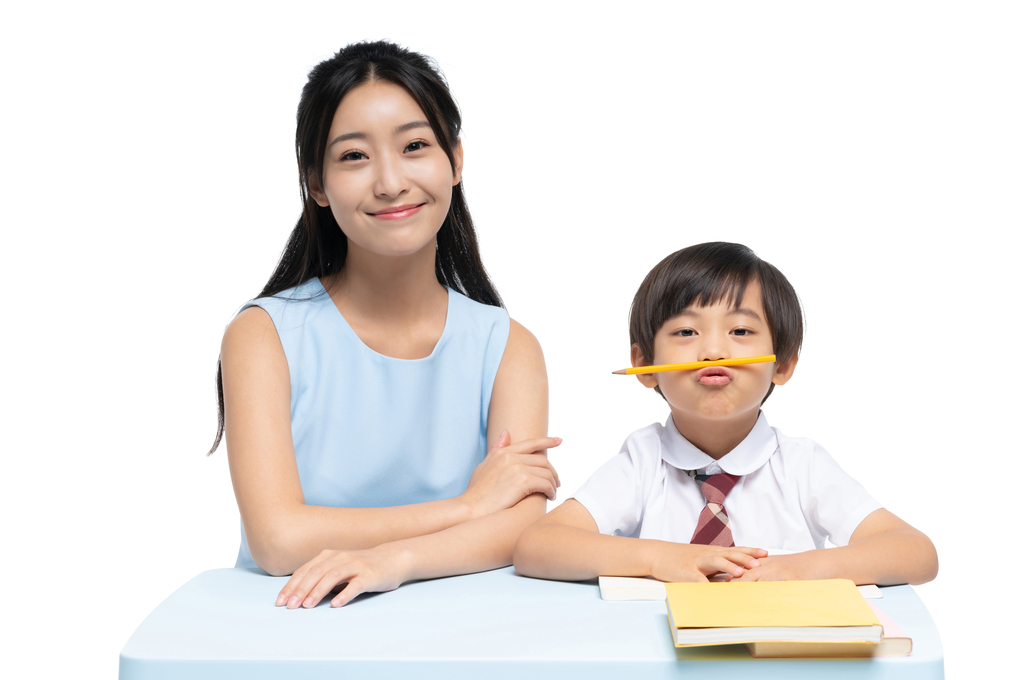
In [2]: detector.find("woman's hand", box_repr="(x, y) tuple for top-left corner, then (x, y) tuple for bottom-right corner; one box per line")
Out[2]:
(648, 542), (768, 582)
(460, 430), (561, 519)
(275, 544), (412, 609)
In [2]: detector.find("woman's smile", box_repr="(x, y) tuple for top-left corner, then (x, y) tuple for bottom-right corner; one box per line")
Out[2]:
(369, 203), (426, 220)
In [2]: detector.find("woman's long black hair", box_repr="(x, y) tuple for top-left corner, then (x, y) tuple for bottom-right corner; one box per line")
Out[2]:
(209, 41), (503, 454)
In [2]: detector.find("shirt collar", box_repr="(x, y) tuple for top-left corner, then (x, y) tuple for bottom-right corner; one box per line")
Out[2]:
(659, 411), (778, 476)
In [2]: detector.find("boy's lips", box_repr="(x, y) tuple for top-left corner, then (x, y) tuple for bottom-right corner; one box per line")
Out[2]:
(369, 203), (425, 220)
(696, 366), (733, 385)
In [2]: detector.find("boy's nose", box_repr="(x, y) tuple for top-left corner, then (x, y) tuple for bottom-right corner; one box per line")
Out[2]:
(698, 340), (728, 363)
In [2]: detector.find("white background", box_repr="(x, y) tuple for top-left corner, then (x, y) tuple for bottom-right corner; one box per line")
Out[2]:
(2, 1), (1021, 677)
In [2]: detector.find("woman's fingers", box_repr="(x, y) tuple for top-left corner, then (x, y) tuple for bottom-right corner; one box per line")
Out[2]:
(486, 429), (512, 457)
(331, 578), (366, 607)
(302, 565), (358, 608)
(279, 552), (349, 608)
(463, 435), (563, 516)
(503, 436), (562, 455)
(276, 551), (328, 606)
(513, 450), (560, 479)
(522, 466), (558, 500)
(276, 547), (408, 609)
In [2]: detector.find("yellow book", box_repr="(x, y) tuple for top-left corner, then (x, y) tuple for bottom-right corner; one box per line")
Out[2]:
(665, 580), (882, 648)
(746, 601), (911, 657)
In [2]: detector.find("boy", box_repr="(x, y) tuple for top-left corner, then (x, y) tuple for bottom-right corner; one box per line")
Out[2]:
(513, 242), (937, 585)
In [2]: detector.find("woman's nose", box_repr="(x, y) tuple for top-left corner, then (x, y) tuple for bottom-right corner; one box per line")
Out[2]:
(373, 152), (409, 199)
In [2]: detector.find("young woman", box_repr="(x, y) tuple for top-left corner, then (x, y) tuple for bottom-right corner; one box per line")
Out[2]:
(214, 41), (560, 608)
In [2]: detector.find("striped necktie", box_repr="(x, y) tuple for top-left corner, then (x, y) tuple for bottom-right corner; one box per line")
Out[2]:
(688, 470), (740, 546)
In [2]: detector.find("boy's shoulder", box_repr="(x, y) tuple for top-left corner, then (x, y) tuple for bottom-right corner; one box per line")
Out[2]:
(767, 426), (863, 488)
(770, 427), (828, 459)
(613, 420), (673, 476)
(625, 419), (668, 444)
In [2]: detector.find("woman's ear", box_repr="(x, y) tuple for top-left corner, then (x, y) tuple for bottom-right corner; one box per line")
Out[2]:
(452, 138), (464, 186)
(631, 344), (659, 389)
(309, 172), (329, 207)
(772, 353), (799, 386)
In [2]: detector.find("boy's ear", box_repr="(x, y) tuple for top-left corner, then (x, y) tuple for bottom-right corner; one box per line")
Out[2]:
(631, 344), (659, 389)
(309, 172), (329, 207)
(772, 353), (799, 386)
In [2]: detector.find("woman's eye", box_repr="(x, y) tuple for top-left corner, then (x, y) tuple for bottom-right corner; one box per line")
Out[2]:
(405, 140), (428, 152)
(340, 151), (367, 162)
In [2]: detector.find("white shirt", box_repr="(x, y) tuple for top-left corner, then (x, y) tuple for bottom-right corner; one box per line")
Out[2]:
(573, 412), (882, 551)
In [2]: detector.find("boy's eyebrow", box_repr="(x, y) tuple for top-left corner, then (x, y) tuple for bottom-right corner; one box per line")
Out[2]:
(328, 121), (431, 148)
(729, 307), (764, 321)
(673, 307), (763, 321)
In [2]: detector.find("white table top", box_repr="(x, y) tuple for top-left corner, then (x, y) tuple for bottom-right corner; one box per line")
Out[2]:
(120, 566), (943, 679)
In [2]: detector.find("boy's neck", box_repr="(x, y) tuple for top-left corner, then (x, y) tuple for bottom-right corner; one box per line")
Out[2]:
(671, 409), (761, 460)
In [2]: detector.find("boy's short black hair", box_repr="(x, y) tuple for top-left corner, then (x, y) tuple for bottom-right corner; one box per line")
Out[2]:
(628, 242), (803, 402)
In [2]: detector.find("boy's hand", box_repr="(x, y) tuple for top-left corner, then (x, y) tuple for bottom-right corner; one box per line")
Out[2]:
(649, 542), (768, 582)
(730, 552), (819, 582)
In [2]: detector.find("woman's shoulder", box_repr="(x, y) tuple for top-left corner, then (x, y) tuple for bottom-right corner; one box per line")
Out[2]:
(239, 279), (332, 332)
(504, 317), (542, 362)
(447, 288), (510, 331)
(223, 278), (329, 355)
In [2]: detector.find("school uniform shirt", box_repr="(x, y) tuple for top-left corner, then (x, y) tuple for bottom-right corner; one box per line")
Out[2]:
(573, 412), (882, 551)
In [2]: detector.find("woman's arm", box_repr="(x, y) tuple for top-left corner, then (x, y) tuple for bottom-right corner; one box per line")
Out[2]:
(733, 509), (939, 585)
(222, 308), (559, 577)
(512, 499), (766, 583)
(273, 318), (565, 607)
(275, 319), (555, 606)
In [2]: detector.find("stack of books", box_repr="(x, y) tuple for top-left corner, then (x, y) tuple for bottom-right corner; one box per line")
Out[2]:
(664, 579), (911, 658)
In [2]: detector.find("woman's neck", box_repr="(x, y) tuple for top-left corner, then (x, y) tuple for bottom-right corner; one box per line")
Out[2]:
(322, 238), (449, 359)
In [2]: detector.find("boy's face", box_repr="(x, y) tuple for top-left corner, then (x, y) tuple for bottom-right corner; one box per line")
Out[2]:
(631, 280), (797, 431)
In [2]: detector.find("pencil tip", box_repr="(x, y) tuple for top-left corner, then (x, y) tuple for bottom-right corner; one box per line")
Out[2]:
(612, 369), (627, 375)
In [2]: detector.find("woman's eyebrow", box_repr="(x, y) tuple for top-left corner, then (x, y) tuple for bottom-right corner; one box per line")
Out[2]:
(328, 121), (431, 148)
(328, 131), (366, 147)
(394, 120), (430, 134)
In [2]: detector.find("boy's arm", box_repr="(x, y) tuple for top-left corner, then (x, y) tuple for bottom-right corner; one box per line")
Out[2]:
(512, 499), (766, 582)
(734, 508), (938, 585)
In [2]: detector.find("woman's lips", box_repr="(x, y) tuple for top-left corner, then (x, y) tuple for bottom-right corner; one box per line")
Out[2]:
(696, 366), (733, 385)
(369, 203), (425, 220)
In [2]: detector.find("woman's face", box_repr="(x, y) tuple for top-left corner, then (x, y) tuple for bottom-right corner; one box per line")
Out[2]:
(311, 80), (462, 260)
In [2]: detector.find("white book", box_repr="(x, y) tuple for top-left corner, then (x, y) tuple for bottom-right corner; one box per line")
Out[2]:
(598, 576), (667, 601)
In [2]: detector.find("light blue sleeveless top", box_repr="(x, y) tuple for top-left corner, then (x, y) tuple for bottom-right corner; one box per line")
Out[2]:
(235, 277), (510, 570)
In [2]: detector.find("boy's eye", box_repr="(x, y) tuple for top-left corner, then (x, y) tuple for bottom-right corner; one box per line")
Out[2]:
(732, 328), (751, 336)
(674, 329), (696, 337)
(340, 150), (367, 161)
(405, 140), (428, 152)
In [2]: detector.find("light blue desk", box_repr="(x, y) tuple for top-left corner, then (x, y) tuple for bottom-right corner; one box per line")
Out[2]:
(120, 567), (943, 679)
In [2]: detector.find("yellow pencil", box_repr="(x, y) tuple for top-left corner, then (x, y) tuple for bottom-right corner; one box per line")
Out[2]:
(612, 354), (776, 375)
